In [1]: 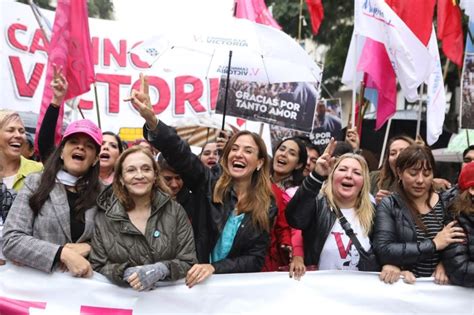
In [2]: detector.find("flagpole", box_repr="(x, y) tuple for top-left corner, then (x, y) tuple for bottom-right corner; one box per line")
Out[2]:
(298, 0), (304, 42)
(221, 50), (233, 130)
(351, 34), (358, 128)
(28, 0), (50, 42)
(93, 83), (101, 129)
(379, 118), (392, 169)
(416, 83), (424, 137)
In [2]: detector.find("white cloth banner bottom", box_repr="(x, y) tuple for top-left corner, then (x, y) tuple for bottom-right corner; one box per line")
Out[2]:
(0, 264), (473, 314)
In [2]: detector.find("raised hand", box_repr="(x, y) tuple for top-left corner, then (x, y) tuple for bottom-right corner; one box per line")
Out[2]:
(51, 64), (68, 106)
(314, 138), (337, 177)
(375, 189), (391, 205)
(345, 123), (360, 151)
(125, 73), (157, 129)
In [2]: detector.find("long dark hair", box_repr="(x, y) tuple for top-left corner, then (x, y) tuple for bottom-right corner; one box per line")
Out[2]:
(377, 135), (415, 190)
(102, 131), (124, 153)
(396, 144), (436, 231)
(271, 137), (307, 188)
(29, 139), (100, 221)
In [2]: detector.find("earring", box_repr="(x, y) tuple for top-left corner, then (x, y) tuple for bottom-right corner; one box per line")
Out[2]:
(256, 166), (261, 171)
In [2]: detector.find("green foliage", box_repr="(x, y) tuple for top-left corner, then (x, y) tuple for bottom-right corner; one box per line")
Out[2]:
(16, 0), (114, 20)
(270, 0), (353, 97)
(88, 0), (114, 20)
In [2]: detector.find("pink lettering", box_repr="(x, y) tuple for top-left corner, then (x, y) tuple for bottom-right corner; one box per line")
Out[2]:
(131, 76), (171, 114)
(80, 305), (133, 315)
(175, 75), (205, 114)
(9, 56), (45, 97)
(7, 23), (28, 52)
(96, 74), (131, 113)
(103, 39), (127, 68)
(331, 232), (353, 259)
(209, 78), (220, 110)
(0, 297), (46, 315)
(29, 29), (49, 54)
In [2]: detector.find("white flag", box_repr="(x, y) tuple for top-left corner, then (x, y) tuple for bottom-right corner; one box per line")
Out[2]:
(425, 26), (447, 145)
(354, 0), (432, 102)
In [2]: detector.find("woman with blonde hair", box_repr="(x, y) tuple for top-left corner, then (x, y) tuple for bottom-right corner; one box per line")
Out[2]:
(127, 74), (276, 288)
(0, 110), (42, 263)
(0, 110), (43, 191)
(286, 139), (378, 271)
(89, 146), (197, 290)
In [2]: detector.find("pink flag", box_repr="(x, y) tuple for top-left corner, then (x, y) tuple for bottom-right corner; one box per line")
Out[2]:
(36, 0), (95, 148)
(235, 0), (281, 29)
(357, 39), (397, 130)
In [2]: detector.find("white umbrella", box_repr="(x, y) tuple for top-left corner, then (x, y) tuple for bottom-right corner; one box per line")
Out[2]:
(130, 17), (322, 84)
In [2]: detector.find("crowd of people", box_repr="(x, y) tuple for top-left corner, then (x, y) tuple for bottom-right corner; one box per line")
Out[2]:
(0, 73), (473, 292)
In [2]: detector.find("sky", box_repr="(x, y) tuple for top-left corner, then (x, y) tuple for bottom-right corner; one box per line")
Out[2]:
(113, 0), (235, 28)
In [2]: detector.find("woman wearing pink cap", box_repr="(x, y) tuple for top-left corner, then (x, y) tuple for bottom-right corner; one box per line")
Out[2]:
(443, 162), (474, 287)
(37, 65), (123, 185)
(2, 119), (102, 277)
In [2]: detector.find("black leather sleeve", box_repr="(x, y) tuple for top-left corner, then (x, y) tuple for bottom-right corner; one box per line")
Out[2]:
(442, 215), (474, 287)
(373, 197), (436, 267)
(285, 171), (325, 230)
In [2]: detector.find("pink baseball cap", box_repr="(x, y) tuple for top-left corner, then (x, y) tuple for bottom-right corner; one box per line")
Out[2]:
(62, 119), (102, 147)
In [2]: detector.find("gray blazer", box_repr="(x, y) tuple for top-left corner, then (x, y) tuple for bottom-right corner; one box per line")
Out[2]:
(2, 173), (97, 273)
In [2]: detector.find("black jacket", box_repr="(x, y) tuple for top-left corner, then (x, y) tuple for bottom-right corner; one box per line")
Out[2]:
(373, 193), (450, 269)
(176, 187), (210, 263)
(442, 212), (474, 287)
(285, 172), (337, 266)
(144, 121), (276, 274)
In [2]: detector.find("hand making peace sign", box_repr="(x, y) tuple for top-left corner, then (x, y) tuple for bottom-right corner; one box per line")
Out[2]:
(314, 138), (337, 177)
(125, 73), (158, 129)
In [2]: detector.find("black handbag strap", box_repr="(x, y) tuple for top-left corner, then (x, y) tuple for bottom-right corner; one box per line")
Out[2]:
(333, 206), (367, 255)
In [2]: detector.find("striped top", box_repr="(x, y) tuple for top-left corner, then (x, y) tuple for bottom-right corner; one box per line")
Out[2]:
(412, 201), (444, 278)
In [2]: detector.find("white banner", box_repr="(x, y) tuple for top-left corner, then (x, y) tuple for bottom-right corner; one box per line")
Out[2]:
(0, 264), (472, 314)
(0, 1), (267, 141)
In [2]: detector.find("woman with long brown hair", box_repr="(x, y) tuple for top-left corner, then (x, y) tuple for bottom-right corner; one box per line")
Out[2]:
(373, 144), (465, 284)
(442, 162), (474, 287)
(127, 74), (276, 288)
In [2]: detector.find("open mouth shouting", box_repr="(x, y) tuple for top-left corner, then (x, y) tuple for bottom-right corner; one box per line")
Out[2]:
(9, 141), (22, 152)
(99, 151), (111, 162)
(72, 152), (86, 161)
(231, 160), (247, 171)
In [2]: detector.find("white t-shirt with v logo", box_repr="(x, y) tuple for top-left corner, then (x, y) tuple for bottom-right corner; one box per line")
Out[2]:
(318, 208), (371, 271)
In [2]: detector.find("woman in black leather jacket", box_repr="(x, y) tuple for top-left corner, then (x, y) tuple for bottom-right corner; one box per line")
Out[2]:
(442, 162), (474, 287)
(286, 139), (377, 271)
(127, 74), (276, 288)
(373, 144), (465, 284)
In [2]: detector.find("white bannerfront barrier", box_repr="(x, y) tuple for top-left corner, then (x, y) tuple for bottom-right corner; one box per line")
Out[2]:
(0, 264), (473, 314)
